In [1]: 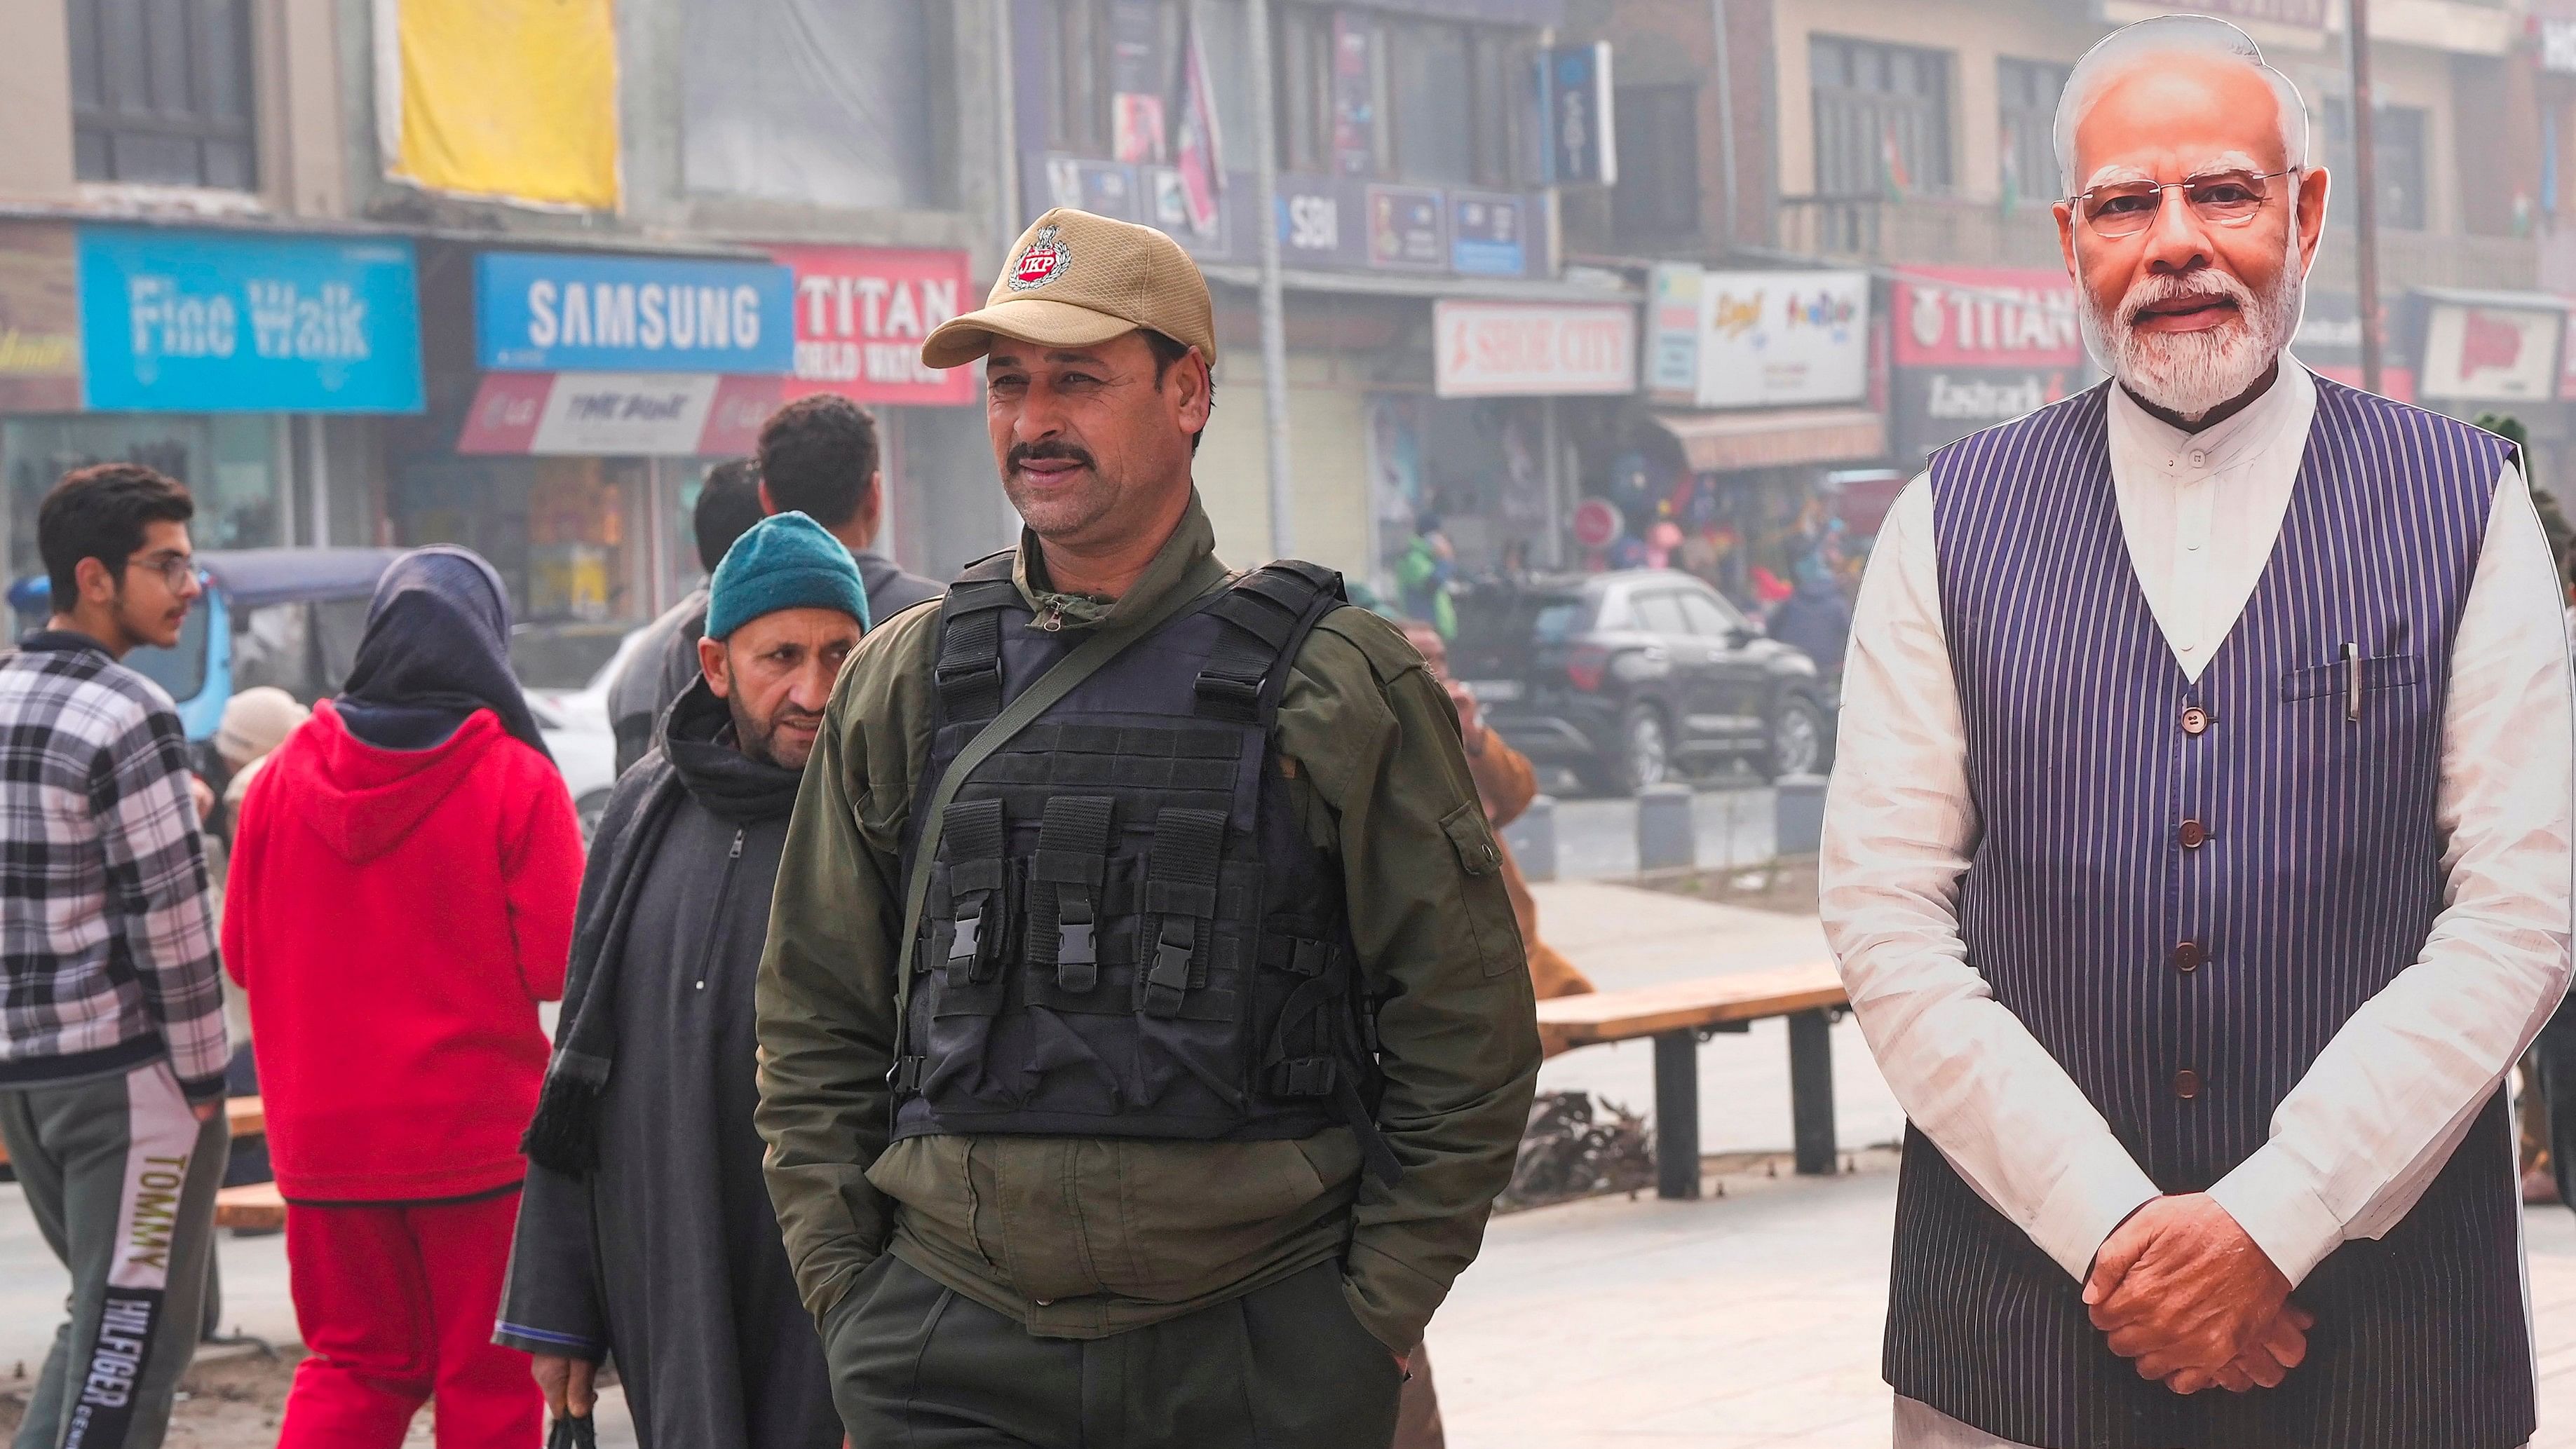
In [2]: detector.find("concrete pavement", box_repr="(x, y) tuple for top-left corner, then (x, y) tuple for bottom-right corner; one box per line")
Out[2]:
(6, 877), (2568, 1445)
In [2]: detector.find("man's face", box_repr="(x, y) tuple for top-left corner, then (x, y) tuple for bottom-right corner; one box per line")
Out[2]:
(985, 332), (1208, 555)
(2054, 54), (2328, 418)
(1401, 623), (1449, 681)
(86, 519), (200, 651)
(698, 606), (860, 770)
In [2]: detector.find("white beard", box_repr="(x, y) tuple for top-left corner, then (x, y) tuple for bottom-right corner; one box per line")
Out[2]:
(2079, 229), (2303, 419)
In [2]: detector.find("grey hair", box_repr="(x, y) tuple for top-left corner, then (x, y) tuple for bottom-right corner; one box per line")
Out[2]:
(2051, 15), (2311, 197)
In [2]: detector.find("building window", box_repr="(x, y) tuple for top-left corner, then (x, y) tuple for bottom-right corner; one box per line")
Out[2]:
(1612, 85), (1702, 245)
(65, 0), (258, 189)
(2323, 98), (2429, 231)
(1809, 35), (1951, 196)
(1389, 19), (1475, 184)
(1998, 57), (2068, 204)
(681, 0), (948, 210)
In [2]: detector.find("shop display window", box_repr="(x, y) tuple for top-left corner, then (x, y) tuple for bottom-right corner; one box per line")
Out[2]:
(1, 414), (283, 583)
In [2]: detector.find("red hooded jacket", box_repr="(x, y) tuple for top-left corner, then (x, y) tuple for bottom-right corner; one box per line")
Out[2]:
(224, 701), (582, 1201)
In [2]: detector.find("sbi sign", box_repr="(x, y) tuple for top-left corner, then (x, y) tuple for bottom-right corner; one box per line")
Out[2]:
(477, 251), (795, 374)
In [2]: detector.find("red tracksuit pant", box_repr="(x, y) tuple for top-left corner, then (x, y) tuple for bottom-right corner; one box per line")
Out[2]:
(278, 1190), (541, 1448)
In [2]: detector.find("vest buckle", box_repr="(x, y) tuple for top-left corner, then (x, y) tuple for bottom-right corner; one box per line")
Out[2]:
(1056, 919), (1097, 992)
(945, 909), (984, 986)
(1143, 918), (1196, 1016)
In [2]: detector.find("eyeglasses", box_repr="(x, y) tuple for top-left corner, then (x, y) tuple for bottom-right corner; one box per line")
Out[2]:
(126, 550), (197, 592)
(2066, 168), (2298, 239)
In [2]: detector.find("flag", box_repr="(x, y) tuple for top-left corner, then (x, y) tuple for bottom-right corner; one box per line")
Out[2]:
(1175, 16), (1227, 238)
(1880, 121), (1911, 203)
(1998, 123), (2021, 217)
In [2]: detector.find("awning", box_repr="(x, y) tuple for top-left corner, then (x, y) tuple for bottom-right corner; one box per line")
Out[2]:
(1651, 406), (1888, 473)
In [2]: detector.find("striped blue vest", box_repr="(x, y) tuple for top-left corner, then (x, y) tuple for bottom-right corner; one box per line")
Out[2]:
(1891, 378), (2530, 1448)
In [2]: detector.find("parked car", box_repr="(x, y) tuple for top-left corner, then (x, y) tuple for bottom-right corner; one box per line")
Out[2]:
(1447, 569), (1837, 795)
(8, 550), (622, 838)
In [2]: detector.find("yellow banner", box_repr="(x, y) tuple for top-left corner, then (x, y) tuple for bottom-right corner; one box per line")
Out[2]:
(385, 0), (621, 210)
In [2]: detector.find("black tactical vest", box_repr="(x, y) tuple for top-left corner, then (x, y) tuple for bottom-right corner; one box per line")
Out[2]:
(890, 552), (1390, 1167)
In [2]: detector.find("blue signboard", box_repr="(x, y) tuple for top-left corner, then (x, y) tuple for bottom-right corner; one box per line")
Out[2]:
(1451, 193), (1528, 276)
(78, 228), (424, 413)
(476, 252), (796, 374)
(1543, 43), (1618, 186)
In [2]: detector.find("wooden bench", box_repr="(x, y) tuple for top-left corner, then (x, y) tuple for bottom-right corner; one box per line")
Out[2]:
(1536, 964), (1850, 1201)
(0, 1095), (264, 1167)
(213, 1179), (285, 1231)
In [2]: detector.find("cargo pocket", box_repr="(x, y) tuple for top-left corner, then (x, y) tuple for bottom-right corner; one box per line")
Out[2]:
(1441, 801), (1523, 978)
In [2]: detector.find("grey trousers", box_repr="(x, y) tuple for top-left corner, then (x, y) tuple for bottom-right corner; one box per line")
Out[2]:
(1, 1061), (227, 1449)
(826, 1255), (1404, 1448)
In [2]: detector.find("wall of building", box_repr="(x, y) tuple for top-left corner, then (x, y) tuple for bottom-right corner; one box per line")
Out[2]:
(1195, 348), (1376, 581)
(1565, 0), (1776, 254)
(0, 5), (76, 204)
(1768, 0), (2099, 203)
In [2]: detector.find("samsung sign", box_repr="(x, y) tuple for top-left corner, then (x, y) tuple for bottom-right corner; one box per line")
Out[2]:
(476, 252), (796, 374)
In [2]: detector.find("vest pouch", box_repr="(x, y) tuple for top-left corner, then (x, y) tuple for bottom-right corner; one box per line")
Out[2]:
(915, 802), (1018, 1109)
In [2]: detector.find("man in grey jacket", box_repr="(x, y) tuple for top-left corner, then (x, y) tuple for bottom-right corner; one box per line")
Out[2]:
(501, 513), (871, 1449)
(606, 400), (943, 777)
(606, 460), (766, 776)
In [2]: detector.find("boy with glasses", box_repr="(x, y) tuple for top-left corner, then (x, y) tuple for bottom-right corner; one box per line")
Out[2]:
(0, 463), (229, 1449)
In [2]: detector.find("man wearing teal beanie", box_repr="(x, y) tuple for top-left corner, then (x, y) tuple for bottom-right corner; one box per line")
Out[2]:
(501, 508), (867, 1449)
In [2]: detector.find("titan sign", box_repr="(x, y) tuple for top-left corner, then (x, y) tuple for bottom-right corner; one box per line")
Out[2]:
(1890, 265), (2088, 461)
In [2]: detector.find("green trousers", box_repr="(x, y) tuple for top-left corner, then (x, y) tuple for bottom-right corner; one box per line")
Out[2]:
(826, 1255), (1404, 1448)
(1, 1061), (228, 1449)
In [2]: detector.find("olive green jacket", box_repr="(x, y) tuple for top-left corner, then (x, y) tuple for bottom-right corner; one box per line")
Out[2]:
(753, 493), (1541, 1353)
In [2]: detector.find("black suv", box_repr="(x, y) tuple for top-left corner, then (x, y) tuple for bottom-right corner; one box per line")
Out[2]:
(1450, 569), (1836, 794)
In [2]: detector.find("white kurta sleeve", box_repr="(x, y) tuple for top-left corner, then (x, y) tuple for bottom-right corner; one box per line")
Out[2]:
(2207, 458), (2576, 1286)
(1821, 475), (2162, 1282)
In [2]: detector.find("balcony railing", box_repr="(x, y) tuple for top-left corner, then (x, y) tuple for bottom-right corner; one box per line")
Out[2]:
(1773, 193), (2067, 271)
(1775, 193), (2544, 297)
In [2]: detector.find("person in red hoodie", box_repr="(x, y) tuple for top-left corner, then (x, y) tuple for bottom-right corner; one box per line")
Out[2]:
(224, 546), (583, 1448)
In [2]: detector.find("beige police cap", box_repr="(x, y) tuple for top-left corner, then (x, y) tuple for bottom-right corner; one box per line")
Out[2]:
(921, 208), (1218, 371)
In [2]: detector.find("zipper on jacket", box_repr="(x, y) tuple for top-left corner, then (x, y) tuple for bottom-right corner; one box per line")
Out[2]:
(693, 827), (747, 992)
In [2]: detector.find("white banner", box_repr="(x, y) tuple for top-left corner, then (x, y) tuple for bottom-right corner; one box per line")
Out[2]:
(2419, 302), (2565, 402)
(529, 372), (720, 455)
(1434, 300), (1638, 399)
(1695, 270), (1871, 408)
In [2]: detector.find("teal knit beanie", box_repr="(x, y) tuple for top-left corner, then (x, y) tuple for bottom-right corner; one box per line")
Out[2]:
(706, 512), (872, 639)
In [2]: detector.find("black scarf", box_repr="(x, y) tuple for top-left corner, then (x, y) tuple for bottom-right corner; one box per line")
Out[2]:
(521, 678), (803, 1174)
(338, 547), (551, 759)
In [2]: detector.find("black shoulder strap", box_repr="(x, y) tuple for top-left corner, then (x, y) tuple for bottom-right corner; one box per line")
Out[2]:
(931, 550), (1022, 726)
(1194, 560), (1346, 726)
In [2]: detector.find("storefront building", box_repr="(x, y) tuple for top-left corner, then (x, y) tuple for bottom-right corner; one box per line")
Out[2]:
(1885, 264), (2090, 469)
(390, 240), (982, 688)
(1625, 264), (1887, 606)
(0, 220), (421, 587)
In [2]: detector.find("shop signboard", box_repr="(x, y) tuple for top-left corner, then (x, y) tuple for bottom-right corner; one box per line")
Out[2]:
(768, 245), (977, 407)
(454, 372), (783, 456)
(1367, 186), (1447, 270)
(2416, 293), (2566, 403)
(0, 223), (82, 413)
(476, 251), (795, 374)
(1692, 270), (1870, 408)
(78, 227), (423, 413)
(1449, 193), (1528, 277)
(1277, 175), (1366, 268)
(1889, 264), (2085, 458)
(1540, 42), (1616, 186)
(1433, 300), (1636, 399)
(1645, 263), (1702, 404)
(2293, 291), (2415, 402)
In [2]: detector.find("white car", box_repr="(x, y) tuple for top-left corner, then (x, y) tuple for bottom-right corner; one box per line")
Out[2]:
(526, 624), (654, 842)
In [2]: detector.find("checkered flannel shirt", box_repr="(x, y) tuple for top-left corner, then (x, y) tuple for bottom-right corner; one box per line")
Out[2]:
(0, 632), (226, 1101)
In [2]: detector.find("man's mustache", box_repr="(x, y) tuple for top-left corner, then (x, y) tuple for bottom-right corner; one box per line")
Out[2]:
(2120, 269), (2254, 329)
(1008, 441), (1096, 472)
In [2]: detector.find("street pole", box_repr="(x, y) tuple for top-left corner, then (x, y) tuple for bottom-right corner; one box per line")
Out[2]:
(2348, 0), (2384, 394)
(1245, 0), (1296, 557)
(1709, 0), (1740, 252)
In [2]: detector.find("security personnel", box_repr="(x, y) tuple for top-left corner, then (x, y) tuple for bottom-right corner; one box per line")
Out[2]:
(754, 208), (1542, 1448)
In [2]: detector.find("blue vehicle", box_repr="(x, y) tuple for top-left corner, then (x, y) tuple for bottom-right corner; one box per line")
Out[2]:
(8, 548), (400, 744)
